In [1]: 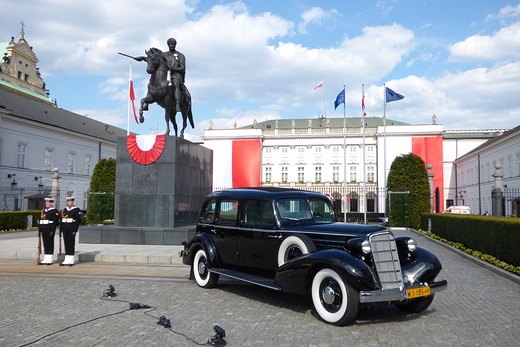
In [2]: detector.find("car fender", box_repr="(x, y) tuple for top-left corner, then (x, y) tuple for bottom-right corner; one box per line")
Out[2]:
(275, 249), (374, 295)
(182, 233), (219, 269)
(400, 246), (443, 286)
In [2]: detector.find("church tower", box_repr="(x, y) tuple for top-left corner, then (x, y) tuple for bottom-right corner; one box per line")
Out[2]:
(0, 27), (53, 104)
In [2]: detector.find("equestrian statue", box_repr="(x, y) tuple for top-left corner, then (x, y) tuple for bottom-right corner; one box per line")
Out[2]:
(121, 38), (194, 137)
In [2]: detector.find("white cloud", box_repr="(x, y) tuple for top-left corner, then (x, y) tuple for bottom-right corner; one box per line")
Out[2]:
(362, 62), (520, 130)
(486, 3), (520, 22)
(448, 22), (520, 61)
(74, 107), (127, 127)
(298, 7), (338, 34)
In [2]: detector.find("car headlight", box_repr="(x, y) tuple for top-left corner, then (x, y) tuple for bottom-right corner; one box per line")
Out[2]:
(406, 238), (417, 252)
(346, 238), (371, 255)
(361, 240), (371, 254)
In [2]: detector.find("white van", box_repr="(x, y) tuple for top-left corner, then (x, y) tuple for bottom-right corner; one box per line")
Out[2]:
(444, 206), (473, 214)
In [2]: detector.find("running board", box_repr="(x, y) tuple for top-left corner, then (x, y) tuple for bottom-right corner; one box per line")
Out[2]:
(209, 268), (281, 291)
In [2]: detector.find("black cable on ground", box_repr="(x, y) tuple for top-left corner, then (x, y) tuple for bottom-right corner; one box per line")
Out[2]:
(18, 285), (222, 347)
(18, 308), (132, 347)
(143, 310), (212, 346)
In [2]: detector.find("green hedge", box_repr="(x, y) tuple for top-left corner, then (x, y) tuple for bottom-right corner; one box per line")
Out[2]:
(0, 211), (42, 231)
(421, 213), (520, 267)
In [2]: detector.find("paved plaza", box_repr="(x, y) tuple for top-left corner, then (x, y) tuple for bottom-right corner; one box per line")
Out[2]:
(0, 229), (519, 346)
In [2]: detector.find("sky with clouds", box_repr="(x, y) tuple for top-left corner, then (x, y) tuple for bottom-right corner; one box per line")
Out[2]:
(1, 0), (520, 140)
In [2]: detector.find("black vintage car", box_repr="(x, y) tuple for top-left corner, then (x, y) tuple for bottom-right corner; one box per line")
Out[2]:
(181, 188), (447, 325)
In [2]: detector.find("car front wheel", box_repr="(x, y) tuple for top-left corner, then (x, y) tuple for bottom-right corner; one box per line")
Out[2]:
(278, 235), (317, 267)
(193, 248), (219, 288)
(311, 268), (359, 325)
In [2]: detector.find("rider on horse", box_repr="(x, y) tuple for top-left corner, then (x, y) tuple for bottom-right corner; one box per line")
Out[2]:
(135, 38), (190, 115)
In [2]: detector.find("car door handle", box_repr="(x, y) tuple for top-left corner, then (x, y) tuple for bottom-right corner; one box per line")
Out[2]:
(268, 234), (282, 239)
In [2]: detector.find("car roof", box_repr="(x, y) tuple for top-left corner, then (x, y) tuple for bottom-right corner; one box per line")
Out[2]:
(206, 187), (329, 200)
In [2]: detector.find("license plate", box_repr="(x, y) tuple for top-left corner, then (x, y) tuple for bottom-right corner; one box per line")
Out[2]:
(406, 286), (430, 299)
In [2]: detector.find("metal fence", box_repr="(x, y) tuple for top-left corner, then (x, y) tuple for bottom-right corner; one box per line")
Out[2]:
(496, 187), (520, 217)
(1, 187), (53, 211)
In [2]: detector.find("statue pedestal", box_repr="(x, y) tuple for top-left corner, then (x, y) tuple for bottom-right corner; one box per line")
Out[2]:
(80, 136), (212, 245)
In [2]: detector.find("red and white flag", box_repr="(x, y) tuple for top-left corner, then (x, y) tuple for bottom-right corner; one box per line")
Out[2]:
(129, 64), (139, 125)
(362, 95), (366, 116)
(314, 81), (323, 90)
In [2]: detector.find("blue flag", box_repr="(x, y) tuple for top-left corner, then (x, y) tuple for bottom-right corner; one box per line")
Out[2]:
(385, 87), (404, 103)
(334, 89), (345, 110)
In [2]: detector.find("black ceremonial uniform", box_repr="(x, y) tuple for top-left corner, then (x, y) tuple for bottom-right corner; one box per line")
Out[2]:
(39, 207), (59, 255)
(61, 206), (81, 256)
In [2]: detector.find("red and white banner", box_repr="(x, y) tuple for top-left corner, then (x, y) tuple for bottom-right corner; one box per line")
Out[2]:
(127, 135), (166, 165)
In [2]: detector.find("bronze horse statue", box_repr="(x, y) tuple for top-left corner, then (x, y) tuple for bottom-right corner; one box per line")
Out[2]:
(139, 47), (194, 137)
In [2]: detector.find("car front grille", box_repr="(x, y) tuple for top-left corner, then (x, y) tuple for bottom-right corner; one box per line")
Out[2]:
(369, 232), (404, 290)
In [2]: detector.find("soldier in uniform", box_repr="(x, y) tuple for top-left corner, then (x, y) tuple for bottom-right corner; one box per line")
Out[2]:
(38, 197), (59, 265)
(60, 197), (81, 266)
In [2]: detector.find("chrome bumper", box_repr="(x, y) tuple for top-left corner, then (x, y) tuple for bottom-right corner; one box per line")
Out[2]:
(359, 279), (448, 303)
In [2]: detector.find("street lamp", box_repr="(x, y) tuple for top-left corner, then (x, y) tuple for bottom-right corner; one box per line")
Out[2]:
(35, 176), (43, 193)
(8, 174), (17, 190)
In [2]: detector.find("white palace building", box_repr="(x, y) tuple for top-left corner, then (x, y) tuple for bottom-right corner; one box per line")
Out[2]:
(202, 117), (519, 217)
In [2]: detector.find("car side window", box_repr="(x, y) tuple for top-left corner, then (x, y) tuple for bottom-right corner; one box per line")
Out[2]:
(243, 199), (275, 228)
(200, 199), (217, 223)
(217, 199), (239, 225)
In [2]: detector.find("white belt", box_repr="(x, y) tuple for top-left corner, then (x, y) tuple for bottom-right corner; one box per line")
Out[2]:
(39, 220), (53, 224)
(62, 218), (75, 223)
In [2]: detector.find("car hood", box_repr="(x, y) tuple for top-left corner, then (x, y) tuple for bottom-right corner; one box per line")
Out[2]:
(283, 222), (386, 237)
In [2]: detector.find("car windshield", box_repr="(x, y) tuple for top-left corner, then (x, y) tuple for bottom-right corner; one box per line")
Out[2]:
(277, 197), (335, 226)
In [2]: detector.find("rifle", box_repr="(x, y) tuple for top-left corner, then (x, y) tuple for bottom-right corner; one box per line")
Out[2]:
(37, 229), (42, 265)
(58, 230), (63, 265)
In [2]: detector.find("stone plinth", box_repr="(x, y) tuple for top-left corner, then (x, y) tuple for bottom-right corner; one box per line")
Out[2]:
(80, 136), (212, 245)
(115, 136), (212, 228)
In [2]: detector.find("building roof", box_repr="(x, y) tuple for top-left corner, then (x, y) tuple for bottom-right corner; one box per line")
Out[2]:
(0, 87), (128, 142)
(0, 78), (53, 104)
(455, 124), (520, 161)
(239, 117), (409, 130)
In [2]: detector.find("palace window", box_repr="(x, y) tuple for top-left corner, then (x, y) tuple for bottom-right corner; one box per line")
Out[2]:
(281, 167), (288, 182)
(68, 152), (75, 173)
(17, 143), (26, 168)
(298, 167), (305, 182)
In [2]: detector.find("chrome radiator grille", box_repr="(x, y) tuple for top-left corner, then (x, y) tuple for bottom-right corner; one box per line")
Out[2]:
(369, 232), (404, 290)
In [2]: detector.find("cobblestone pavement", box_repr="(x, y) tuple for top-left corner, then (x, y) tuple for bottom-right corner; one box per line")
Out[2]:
(0, 229), (519, 347)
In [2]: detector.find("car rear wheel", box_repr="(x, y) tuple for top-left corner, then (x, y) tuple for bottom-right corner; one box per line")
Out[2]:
(278, 235), (317, 267)
(395, 295), (434, 313)
(311, 268), (359, 325)
(193, 248), (219, 288)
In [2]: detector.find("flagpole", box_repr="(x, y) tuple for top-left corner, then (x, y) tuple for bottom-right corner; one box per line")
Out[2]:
(127, 63), (132, 136)
(321, 87), (324, 117)
(383, 84), (387, 189)
(362, 84), (366, 224)
(342, 85), (347, 223)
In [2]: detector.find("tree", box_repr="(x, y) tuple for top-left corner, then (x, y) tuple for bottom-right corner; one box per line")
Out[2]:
(386, 153), (430, 229)
(87, 158), (116, 224)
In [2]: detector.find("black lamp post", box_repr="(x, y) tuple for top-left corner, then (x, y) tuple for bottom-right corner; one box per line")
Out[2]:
(8, 174), (17, 190)
(35, 176), (43, 193)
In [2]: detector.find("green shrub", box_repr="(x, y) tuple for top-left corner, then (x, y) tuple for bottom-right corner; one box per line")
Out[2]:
(87, 158), (116, 224)
(387, 154), (430, 229)
(0, 211), (41, 231)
